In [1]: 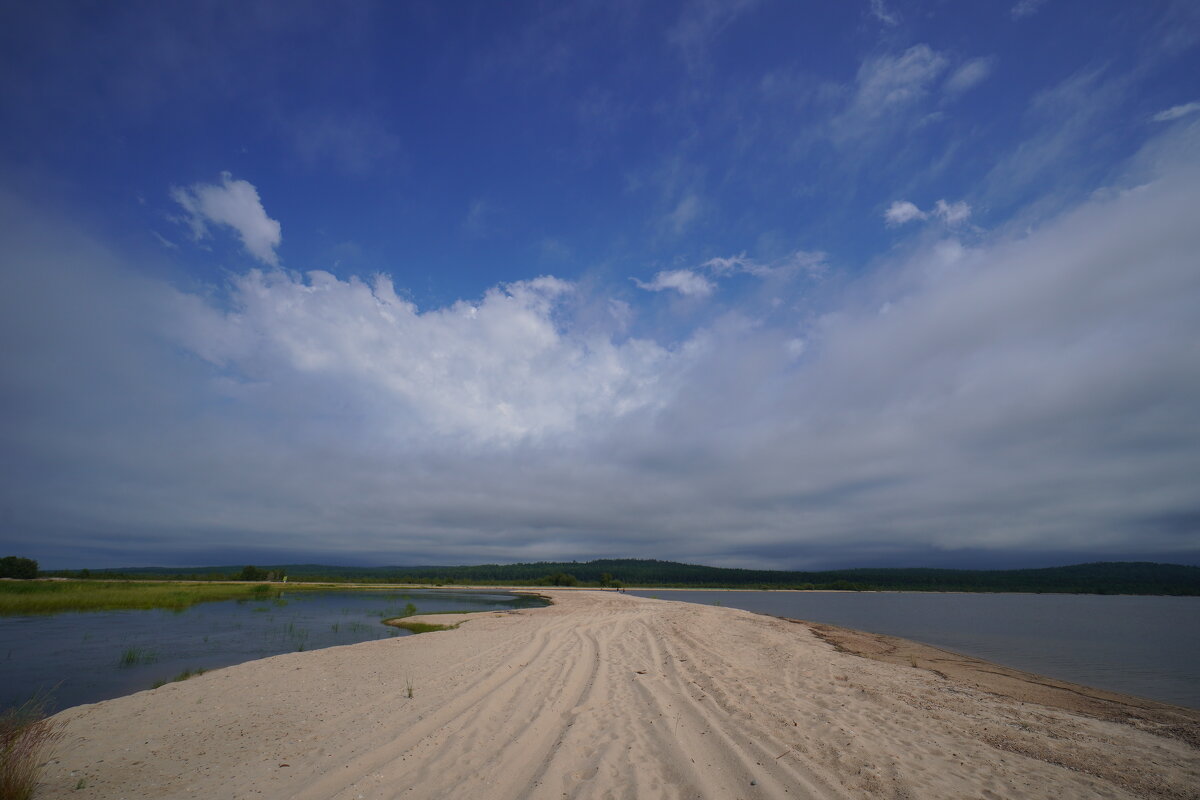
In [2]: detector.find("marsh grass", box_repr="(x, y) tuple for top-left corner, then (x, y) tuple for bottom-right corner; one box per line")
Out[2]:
(0, 695), (63, 800)
(0, 581), (292, 615)
(117, 647), (157, 667)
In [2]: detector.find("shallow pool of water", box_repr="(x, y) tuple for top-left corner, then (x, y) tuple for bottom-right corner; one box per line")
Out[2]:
(0, 589), (545, 712)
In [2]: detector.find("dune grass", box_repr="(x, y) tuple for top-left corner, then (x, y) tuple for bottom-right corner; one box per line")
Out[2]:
(0, 695), (63, 800)
(0, 581), (289, 615)
(151, 667), (208, 690)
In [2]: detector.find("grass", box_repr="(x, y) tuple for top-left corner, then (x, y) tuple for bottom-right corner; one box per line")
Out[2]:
(405, 677), (414, 699)
(117, 647), (157, 667)
(0, 695), (63, 800)
(0, 581), (298, 615)
(384, 619), (458, 634)
(150, 667), (208, 690)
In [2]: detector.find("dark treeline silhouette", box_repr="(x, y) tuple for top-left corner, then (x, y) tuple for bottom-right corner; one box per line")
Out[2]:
(40, 559), (1200, 595)
(0, 556), (38, 579)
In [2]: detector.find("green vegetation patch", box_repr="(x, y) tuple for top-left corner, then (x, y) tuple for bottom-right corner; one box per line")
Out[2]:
(0, 581), (294, 615)
(383, 619), (458, 634)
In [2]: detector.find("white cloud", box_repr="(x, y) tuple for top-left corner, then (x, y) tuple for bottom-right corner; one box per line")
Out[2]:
(933, 199), (972, 224)
(886, 199), (971, 227)
(884, 200), (927, 226)
(1152, 101), (1200, 123)
(868, 0), (899, 27)
(1011, 0), (1049, 19)
(701, 250), (826, 278)
(5, 136), (1200, 569)
(944, 57), (995, 95)
(180, 271), (670, 443)
(633, 268), (715, 297)
(661, 192), (702, 236)
(833, 45), (949, 143)
(171, 172), (281, 266)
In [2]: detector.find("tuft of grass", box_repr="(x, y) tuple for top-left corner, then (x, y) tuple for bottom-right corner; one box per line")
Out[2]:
(405, 677), (414, 699)
(384, 620), (457, 634)
(117, 647), (157, 668)
(0, 695), (64, 800)
(152, 667), (208, 689)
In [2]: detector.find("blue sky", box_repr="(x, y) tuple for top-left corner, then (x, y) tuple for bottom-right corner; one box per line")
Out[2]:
(1, 0), (1198, 570)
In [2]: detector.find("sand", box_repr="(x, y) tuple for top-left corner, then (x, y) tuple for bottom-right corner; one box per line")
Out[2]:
(40, 590), (1199, 799)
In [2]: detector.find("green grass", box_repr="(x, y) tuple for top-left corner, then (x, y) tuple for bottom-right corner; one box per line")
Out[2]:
(0, 581), (293, 615)
(151, 667), (207, 689)
(384, 620), (458, 634)
(117, 647), (156, 667)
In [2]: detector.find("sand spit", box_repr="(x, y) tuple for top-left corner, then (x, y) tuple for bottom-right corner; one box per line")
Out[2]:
(41, 591), (1198, 799)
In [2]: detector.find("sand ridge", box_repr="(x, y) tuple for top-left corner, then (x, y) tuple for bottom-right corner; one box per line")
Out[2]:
(41, 590), (1199, 799)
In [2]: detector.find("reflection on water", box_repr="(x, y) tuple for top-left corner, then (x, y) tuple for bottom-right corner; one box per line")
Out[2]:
(632, 590), (1200, 709)
(0, 590), (545, 712)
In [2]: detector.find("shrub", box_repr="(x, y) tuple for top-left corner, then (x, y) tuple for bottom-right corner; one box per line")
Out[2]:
(236, 565), (267, 581)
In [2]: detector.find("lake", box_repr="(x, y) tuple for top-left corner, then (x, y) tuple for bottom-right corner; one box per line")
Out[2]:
(631, 590), (1200, 709)
(0, 589), (545, 713)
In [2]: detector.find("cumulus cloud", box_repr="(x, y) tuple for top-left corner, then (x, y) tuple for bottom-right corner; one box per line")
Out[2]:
(171, 172), (282, 266)
(884, 200), (927, 226)
(633, 268), (715, 297)
(1152, 101), (1200, 123)
(177, 271), (673, 443)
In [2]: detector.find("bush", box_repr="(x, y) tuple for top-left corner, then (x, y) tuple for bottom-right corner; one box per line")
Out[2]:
(0, 558), (37, 580)
(236, 565), (266, 581)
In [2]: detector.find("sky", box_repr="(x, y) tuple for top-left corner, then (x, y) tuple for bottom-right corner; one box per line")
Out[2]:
(1, 0), (1198, 571)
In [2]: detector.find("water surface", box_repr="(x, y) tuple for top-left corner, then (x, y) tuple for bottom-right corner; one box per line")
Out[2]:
(0, 589), (544, 712)
(631, 590), (1200, 709)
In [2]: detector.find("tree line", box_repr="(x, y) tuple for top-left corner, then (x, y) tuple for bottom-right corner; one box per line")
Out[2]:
(33, 558), (1200, 595)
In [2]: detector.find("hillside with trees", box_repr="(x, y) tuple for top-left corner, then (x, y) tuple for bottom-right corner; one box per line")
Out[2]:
(42, 559), (1200, 595)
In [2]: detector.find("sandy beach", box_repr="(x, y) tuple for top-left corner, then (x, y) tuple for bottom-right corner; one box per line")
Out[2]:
(41, 590), (1199, 799)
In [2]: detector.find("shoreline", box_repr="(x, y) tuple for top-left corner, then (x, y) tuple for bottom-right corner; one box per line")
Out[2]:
(42, 590), (1198, 799)
(802, 620), (1200, 747)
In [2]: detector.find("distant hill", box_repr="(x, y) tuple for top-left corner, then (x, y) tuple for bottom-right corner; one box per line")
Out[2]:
(46, 559), (1200, 595)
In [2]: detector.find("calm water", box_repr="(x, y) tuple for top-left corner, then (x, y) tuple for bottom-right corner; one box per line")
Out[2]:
(0, 589), (545, 712)
(631, 590), (1200, 709)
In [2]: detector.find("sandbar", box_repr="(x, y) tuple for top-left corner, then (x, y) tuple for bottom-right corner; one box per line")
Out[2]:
(41, 590), (1199, 799)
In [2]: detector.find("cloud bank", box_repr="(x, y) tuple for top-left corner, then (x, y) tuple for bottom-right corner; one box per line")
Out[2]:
(3, 137), (1199, 569)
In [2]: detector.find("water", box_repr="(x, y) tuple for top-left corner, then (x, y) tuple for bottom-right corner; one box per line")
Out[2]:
(0, 589), (545, 712)
(631, 590), (1200, 709)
